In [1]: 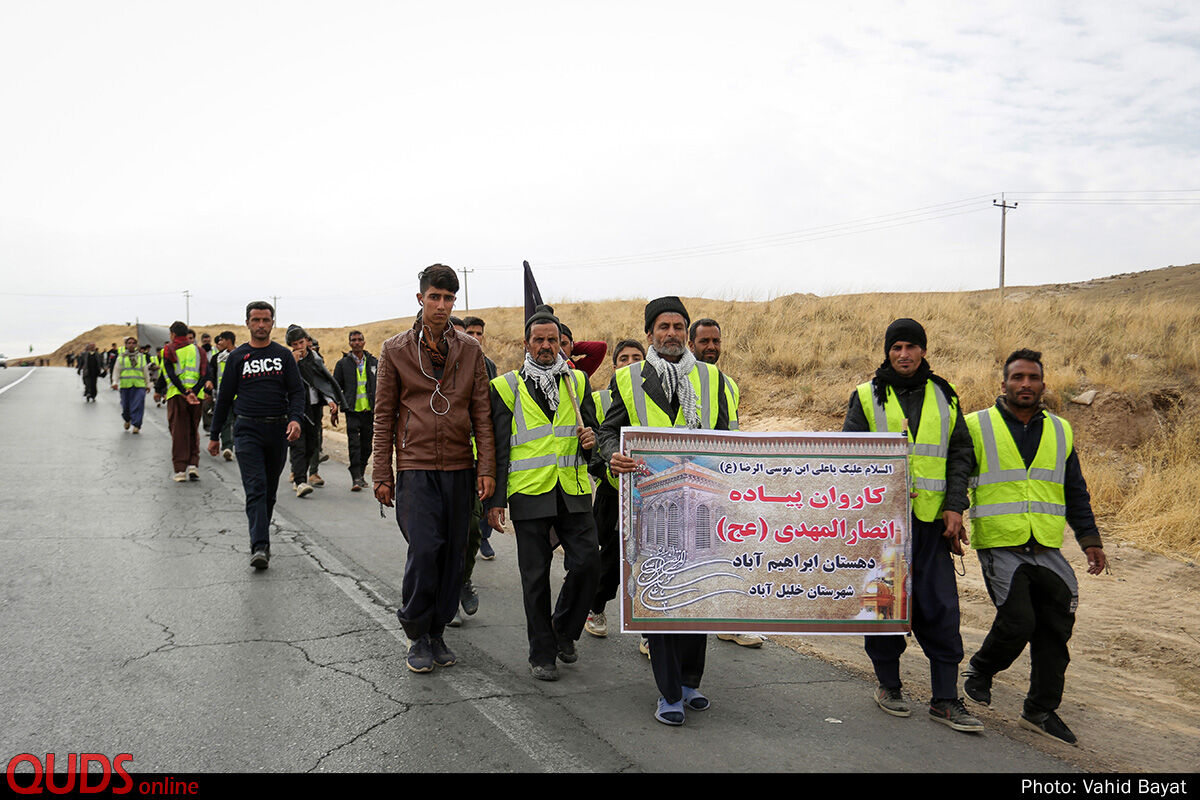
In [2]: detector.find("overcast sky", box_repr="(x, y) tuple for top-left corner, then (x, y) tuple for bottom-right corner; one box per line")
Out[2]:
(2, 1), (1198, 356)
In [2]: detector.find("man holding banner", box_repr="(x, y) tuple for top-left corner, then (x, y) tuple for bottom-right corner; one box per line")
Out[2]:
(601, 296), (731, 726)
(486, 308), (601, 682)
(842, 318), (981, 732)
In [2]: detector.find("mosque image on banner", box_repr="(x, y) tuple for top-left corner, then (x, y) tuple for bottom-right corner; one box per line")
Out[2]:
(618, 429), (912, 635)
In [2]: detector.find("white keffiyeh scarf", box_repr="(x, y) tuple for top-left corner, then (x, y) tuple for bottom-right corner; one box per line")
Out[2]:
(645, 346), (700, 428)
(521, 352), (573, 412)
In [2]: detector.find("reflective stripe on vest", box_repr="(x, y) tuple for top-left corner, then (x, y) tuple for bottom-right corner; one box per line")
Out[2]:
(726, 374), (741, 431)
(593, 389), (619, 490)
(492, 369), (591, 498)
(855, 379), (955, 522)
(117, 352), (147, 389)
(966, 406), (1071, 549)
(165, 344), (200, 400)
(616, 361), (719, 429)
(355, 360), (370, 411)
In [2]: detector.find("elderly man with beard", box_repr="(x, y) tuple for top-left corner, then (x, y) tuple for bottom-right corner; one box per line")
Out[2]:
(599, 297), (731, 726)
(486, 309), (601, 682)
(843, 317), (981, 733)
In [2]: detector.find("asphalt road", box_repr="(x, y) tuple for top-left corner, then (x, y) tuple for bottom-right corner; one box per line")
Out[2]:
(0, 368), (1075, 773)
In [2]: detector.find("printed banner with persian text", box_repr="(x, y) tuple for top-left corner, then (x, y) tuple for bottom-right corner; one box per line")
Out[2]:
(619, 429), (912, 635)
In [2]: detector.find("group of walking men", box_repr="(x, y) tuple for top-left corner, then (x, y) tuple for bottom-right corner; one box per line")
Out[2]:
(197, 263), (1104, 743)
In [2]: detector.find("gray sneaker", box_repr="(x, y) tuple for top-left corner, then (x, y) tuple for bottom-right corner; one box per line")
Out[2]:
(929, 698), (984, 732)
(530, 663), (559, 681)
(584, 611), (608, 638)
(460, 580), (479, 616)
(874, 685), (911, 717)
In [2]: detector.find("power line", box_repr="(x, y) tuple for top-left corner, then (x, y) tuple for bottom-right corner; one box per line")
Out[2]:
(0, 290), (182, 298)
(468, 194), (997, 272)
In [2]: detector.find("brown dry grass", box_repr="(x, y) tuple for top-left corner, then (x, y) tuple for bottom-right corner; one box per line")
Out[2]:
(43, 265), (1200, 560)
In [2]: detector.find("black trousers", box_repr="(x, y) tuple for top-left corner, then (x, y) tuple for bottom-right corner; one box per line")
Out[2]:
(647, 634), (707, 704)
(512, 492), (600, 666)
(232, 418), (289, 551)
(463, 495), (483, 586)
(590, 486), (621, 614)
(288, 403), (322, 484)
(970, 563), (1076, 716)
(345, 410), (373, 480)
(395, 469), (474, 640)
(864, 514), (964, 699)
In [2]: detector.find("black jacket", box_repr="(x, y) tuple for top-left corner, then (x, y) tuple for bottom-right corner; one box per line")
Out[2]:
(297, 350), (346, 409)
(843, 380), (972, 514)
(333, 351), (378, 412)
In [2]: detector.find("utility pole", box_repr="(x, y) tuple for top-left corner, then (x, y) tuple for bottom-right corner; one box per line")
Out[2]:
(993, 193), (1018, 300)
(460, 268), (474, 311)
(271, 295), (280, 318)
(183, 290), (191, 325)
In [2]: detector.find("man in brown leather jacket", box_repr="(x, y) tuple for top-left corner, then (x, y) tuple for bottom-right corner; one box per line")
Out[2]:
(372, 264), (497, 673)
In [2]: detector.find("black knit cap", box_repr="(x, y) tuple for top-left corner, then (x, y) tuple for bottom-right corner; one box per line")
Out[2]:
(285, 324), (309, 344)
(884, 318), (926, 354)
(524, 308), (561, 339)
(644, 296), (690, 333)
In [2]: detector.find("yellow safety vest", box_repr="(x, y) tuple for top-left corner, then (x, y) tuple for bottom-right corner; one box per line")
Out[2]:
(966, 406), (1071, 549)
(614, 360), (720, 429)
(492, 369), (591, 499)
(116, 352), (147, 389)
(856, 379), (955, 522)
(593, 389), (619, 490)
(165, 344), (200, 400)
(354, 360), (370, 412)
(725, 374), (741, 431)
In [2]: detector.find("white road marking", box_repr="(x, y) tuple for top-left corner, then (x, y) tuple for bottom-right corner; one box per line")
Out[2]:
(0, 367), (37, 396)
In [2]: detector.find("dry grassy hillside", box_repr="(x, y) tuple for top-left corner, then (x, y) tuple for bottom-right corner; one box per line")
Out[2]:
(46, 264), (1200, 559)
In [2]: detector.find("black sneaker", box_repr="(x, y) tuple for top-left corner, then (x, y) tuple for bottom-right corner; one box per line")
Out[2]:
(963, 668), (992, 706)
(406, 636), (434, 673)
(250, 547), (270, 570)
(479, 537), (495, 560)
(1020, 711), (1077, 745)
(929, 698), (984, 732)
(460, 580), (479, 616)
(556, 634), (578, 664)
(430, 636), (457, 667)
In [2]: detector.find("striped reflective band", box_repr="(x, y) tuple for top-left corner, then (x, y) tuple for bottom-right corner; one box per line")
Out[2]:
(971, 500), (1068, 518)
(510, 454), (587, 471)
(628, 362), (649, 426)
(968, 410), (1066, 488)
(913, 477), (947, 491)
(504, 372), (579, 445)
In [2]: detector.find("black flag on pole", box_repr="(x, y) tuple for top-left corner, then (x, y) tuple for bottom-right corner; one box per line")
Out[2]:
(523, 260), (545, 323)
